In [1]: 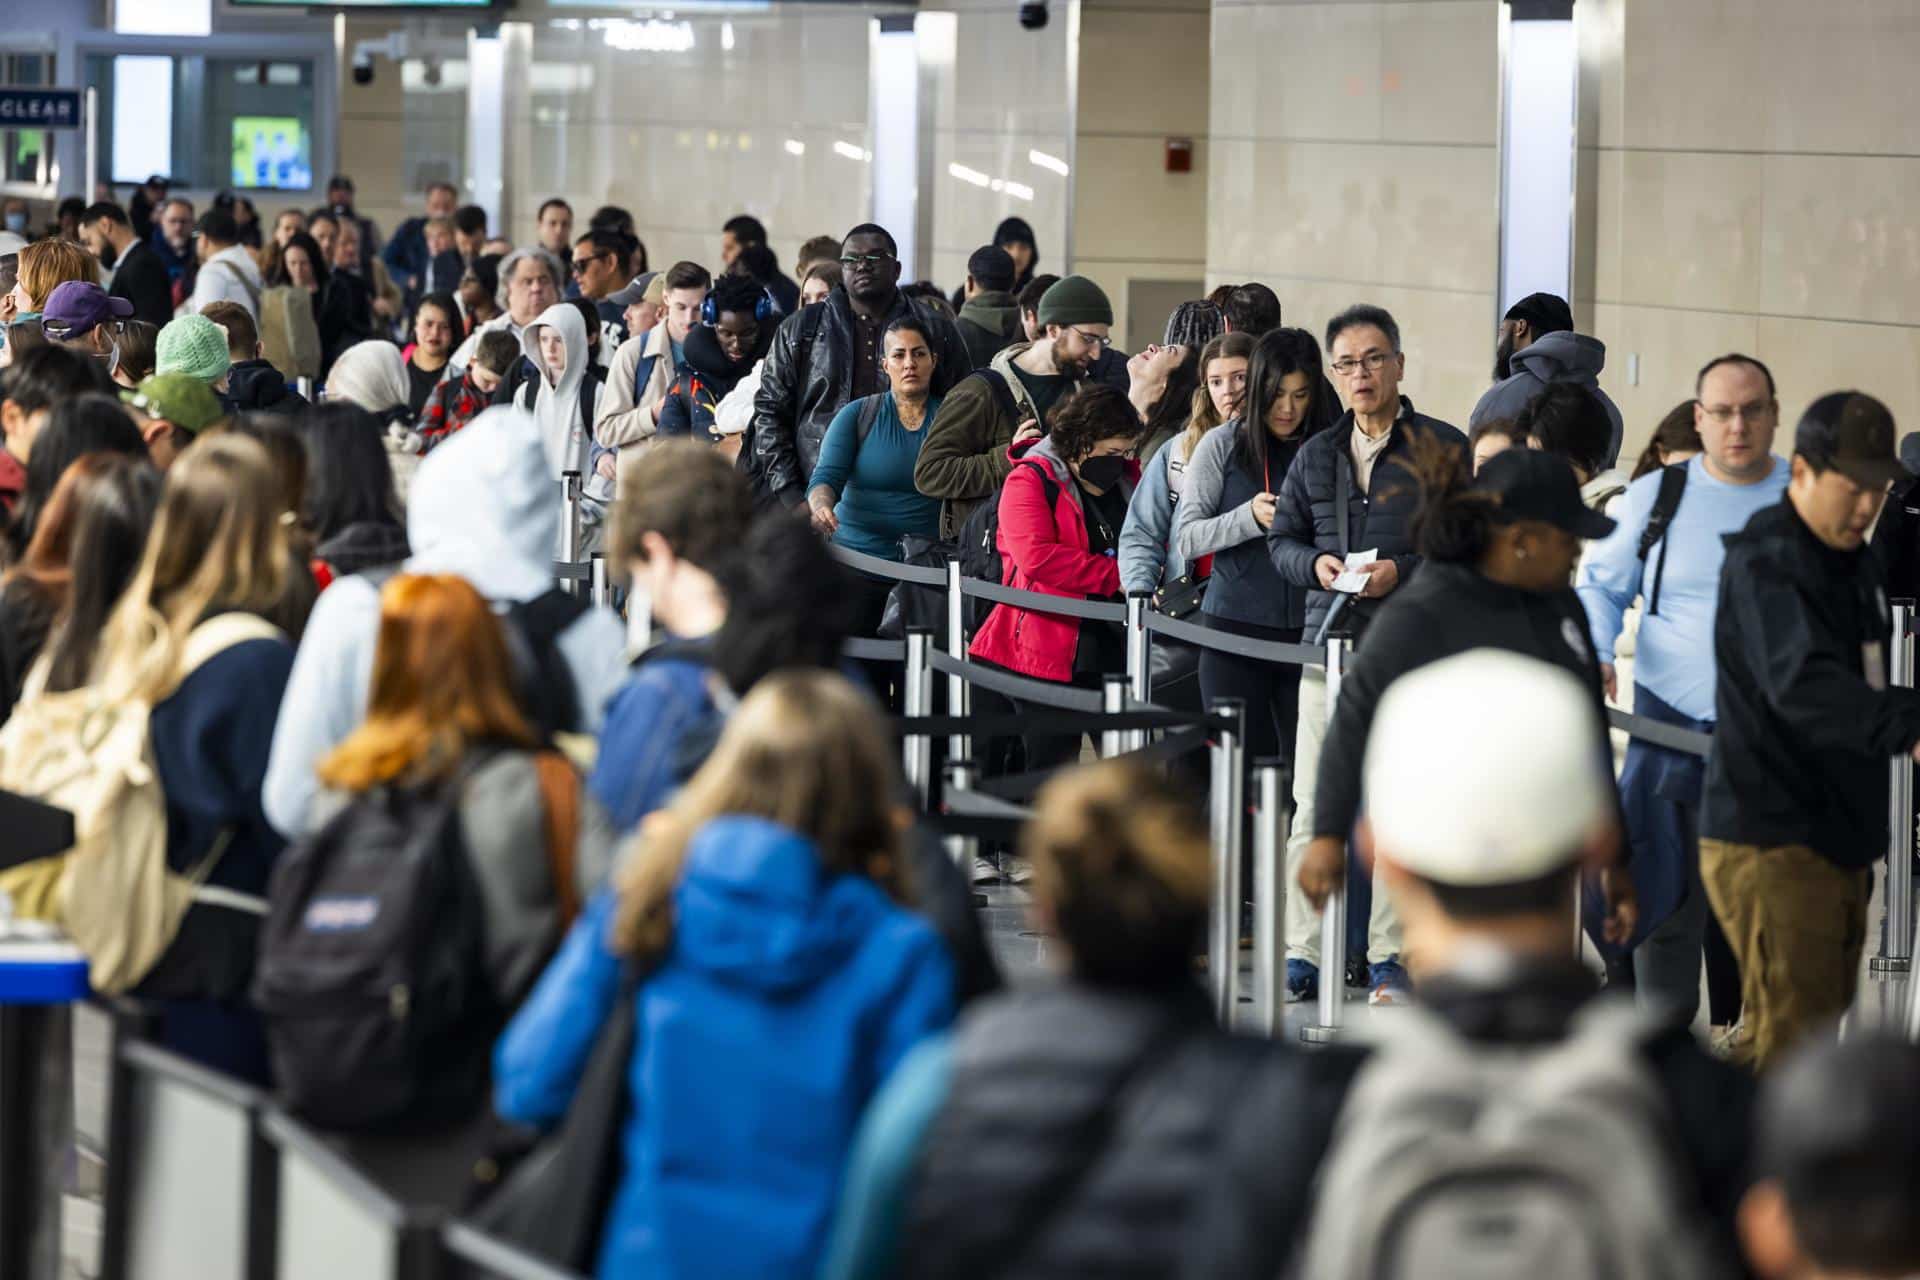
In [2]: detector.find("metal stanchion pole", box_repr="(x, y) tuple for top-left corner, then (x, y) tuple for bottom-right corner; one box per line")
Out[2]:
(589, 552), (610, 608)
(945, 560), (970, 764)
(559, 471), (584, 599)
(1125, 592), (1152, 752)
(1876, 601), (1916, 975)
(943, 759), (979, 870)
(1251, 759), (1287, 1036)
(902, 629), (934, 807)
(1101, 675), (1128, 758)
(1207, 699), (1246, 1025)
(1302, 636), (1351, 1045)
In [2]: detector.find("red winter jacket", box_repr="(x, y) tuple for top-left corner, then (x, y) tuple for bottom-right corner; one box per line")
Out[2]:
(968, 435), (1139, 683)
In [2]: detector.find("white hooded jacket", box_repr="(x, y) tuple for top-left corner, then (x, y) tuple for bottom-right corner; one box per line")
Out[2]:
(519, 302), (596, 480)
(260, 406), (627, 838)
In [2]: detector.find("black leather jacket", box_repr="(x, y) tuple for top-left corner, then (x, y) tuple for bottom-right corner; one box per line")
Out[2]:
(747, 286), (972, 504)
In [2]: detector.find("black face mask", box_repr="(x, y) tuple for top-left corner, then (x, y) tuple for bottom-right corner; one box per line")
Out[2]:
(1078, 453), (1126, 489)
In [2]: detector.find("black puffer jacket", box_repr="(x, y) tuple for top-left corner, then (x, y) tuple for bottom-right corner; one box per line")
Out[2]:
(223, 358), (309, 414)
(1265, 398), (1465, 640)
(748, 286), (972, 506)
(903, 985), (1274, 1280)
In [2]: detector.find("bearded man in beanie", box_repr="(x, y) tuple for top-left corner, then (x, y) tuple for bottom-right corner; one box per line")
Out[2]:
(915, 273), (1116, 539)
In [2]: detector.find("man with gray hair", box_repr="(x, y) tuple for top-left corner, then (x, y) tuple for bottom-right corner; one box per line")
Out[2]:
(448, 245), (563, 375)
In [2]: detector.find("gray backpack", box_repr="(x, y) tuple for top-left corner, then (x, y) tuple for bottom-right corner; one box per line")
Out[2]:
(1296, 998), (1724, 1280)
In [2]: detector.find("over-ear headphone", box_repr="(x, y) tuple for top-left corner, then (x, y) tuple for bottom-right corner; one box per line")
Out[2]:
(702, 285), (781, 326)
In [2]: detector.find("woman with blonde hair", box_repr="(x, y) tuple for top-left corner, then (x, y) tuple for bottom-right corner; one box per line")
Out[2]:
(494, 669), (954, 1280)
(34, 433), (301, 1078)
(5, 237), (97, 322)
(822, 759), (1262, 1280)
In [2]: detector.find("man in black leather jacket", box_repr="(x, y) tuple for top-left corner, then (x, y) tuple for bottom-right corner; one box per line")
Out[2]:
(747, 223), (971, 507)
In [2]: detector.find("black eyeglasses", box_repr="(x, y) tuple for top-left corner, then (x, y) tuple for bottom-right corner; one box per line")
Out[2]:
(839, 252), (896, 267)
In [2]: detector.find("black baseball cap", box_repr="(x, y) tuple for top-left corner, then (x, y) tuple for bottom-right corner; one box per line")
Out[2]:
(1472, 447), (1616, 540)
(1796, 391), (1905, 489)
(1503, 292), (1573, 335)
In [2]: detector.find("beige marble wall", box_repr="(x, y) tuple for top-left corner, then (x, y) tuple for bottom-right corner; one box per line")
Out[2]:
(1071, 0), (1211, 350)
(1580, 0), (1920, 459)
(1207, 0), (1499, 426)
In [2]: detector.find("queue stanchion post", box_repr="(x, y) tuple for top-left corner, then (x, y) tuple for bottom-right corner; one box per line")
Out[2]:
(589, 552), (610, 608)
(1302, 634), (1351, 1045)
(1125, 592), (1152, 751)
(559, 471), (584, 599)
(943, 759), (980, 874)
(945, 560), (970, 763)
(902, 629), (934, 807)
(1876, 600), (1916, 975)
(1101, 675), (1128, 758)
(1207, 698), (1246, 1025)
(1251, 759), (1287, 1037)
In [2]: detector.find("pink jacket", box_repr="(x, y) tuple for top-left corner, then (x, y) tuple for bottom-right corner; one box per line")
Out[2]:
(968, 435), (1139, 683)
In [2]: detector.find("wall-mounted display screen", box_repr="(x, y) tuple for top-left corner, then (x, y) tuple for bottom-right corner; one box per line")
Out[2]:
(230, 0), (492, 7)
(232, 116), (312, 190)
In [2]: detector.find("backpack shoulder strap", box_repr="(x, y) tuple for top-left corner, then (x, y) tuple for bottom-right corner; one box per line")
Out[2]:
(1015, 456), (1060, 508)
(791, 301), (828, 392)
(972, 367), (1019, 424)
(1638, 462), (1690, 616)
(208, 257), (262, 311)
(178, 612), (284, 683)
(1637, 463), (1690, 560)
(1334, 444), (1352, 556)
(854, 393), (886, 447)
(531, 751), (581, 927)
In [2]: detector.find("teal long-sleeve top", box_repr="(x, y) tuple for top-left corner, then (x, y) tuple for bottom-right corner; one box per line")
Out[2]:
(808, 392), (944, 561)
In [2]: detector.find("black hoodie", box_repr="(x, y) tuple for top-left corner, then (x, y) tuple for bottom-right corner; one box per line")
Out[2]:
(657, 323), (772, 444)
(1705, 498), (1920, 866)
(222, 359), (309, 415)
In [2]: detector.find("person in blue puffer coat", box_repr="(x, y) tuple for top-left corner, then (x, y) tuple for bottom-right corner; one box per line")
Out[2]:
(494, 668), (954, 1280)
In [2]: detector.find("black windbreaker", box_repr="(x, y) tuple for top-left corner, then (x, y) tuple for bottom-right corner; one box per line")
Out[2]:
(1703, 498), (1920, 866)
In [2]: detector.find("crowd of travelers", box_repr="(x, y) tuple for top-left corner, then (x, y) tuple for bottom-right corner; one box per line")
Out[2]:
(0, 177), (1916, 1280)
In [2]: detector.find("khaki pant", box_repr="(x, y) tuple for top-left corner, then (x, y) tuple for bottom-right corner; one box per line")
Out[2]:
(1699, 839), (1868, 1072)
(1285, 669), (1402, 966)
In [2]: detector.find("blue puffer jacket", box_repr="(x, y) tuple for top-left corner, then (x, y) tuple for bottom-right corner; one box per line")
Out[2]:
(493, 816), (955, 1280)
(1264, 398), (1466, 639)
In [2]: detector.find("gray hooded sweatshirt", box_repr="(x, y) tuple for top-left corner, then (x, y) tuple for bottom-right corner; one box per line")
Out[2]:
(1469, 330), (1625, 467)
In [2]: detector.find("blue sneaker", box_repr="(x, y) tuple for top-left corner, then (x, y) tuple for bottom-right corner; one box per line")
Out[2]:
(1367, 957), (1412, 1006)
(1285, 959), (1319, 1003)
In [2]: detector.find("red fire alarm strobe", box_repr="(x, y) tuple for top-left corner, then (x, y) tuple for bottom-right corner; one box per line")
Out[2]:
(1165, 138), (1193, 173)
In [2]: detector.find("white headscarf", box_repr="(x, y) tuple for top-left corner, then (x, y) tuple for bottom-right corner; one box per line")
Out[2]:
(325, 340), (409, 415)
(521, 301), (591, 480)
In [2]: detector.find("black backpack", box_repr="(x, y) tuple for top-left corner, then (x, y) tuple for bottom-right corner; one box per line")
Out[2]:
(499, 589), (590, 738)
(252, 779), (496, 1132)
(955, 458), (1059, 628)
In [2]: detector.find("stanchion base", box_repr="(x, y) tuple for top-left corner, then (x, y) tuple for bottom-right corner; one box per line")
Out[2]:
(970, 892), (989, 908)
(1299, 1024), (1342, 1045)
(1868, 956), (1912, 976)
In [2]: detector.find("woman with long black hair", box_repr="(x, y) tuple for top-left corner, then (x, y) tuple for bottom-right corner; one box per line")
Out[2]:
(1173, 328), (1338, 764)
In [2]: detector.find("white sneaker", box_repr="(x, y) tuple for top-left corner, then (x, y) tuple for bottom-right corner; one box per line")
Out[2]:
(971, 855), (1000, 885)
(1006, 857), (1033, 886)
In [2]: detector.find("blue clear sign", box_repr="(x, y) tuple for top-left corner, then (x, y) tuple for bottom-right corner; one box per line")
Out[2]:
(0, 89), (83, 130)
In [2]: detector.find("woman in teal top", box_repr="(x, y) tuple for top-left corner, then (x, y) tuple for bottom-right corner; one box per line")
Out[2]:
(806, 316), (944, 561)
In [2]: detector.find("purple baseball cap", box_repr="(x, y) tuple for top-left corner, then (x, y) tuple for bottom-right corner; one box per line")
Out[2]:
(42, 281), (134, 341)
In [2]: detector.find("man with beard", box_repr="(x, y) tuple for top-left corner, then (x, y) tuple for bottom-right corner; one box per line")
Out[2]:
(80, 201), (172, 328)
(749, 223), (971, 509)
(914, 274), (1112, 539)
(1472, 291), (1624, 468)
(152, 197), (197, 307)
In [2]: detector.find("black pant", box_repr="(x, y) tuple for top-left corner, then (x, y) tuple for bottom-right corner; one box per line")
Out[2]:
(1196, 614), (1303, 766)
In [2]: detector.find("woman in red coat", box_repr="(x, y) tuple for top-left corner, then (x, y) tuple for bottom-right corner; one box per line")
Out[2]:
(970, 382), (1143, 770)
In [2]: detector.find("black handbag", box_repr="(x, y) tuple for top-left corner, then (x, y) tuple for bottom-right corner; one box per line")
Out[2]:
(466, 970), (640, 1270)
(1151, 573), (1208, 620)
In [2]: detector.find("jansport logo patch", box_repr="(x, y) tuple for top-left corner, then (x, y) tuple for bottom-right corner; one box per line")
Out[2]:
(304, 896), (381, 931)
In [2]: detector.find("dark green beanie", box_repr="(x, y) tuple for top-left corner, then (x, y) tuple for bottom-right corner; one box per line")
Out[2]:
(1036, 275), (1112, 329)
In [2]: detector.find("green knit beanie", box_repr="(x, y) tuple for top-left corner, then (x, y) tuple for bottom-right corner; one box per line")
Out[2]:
(1036, 275), (1113, 330)
(155, 314), (233, 384)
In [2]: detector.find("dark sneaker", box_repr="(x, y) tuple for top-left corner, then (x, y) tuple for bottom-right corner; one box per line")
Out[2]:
(1345, 954), (1369, 990)
(1285, 959), (1319, 1003)
(1367, 957), (1412, 1006)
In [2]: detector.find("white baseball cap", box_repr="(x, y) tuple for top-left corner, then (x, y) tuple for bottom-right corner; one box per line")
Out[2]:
(1363, 649), (1612, 885)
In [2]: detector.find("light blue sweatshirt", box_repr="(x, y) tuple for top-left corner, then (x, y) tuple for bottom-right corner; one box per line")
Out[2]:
(262, 406), (628, 838)
(1576, 453), (1789, 721)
